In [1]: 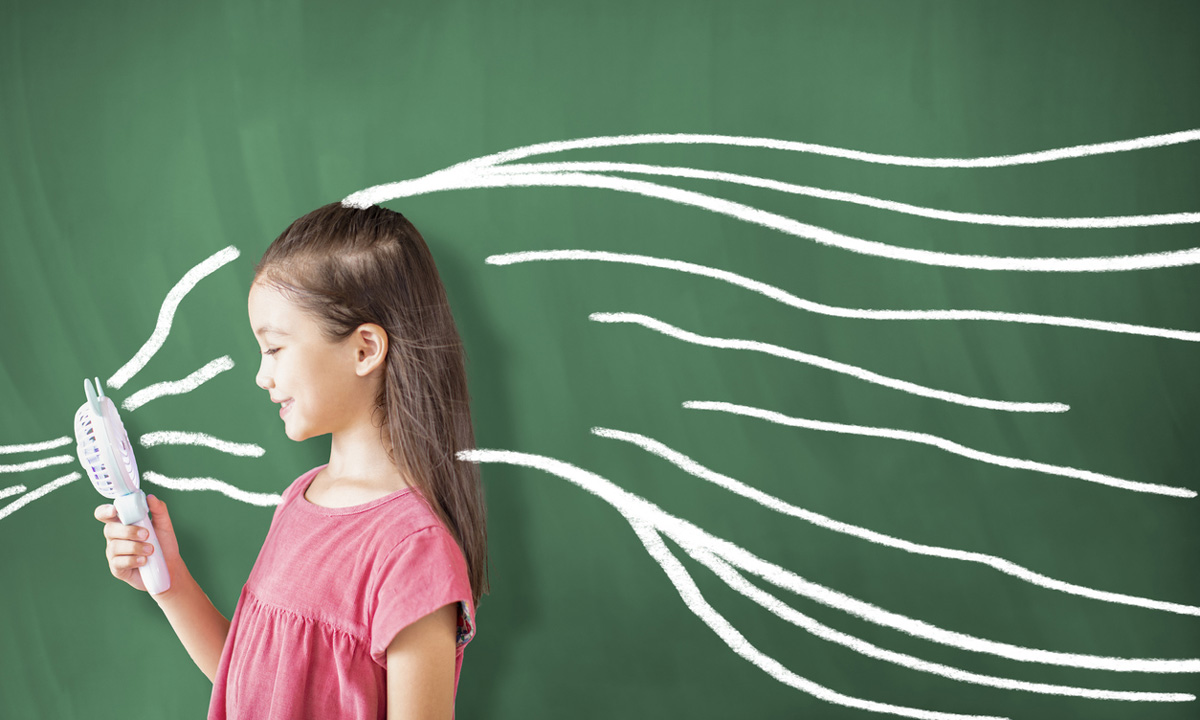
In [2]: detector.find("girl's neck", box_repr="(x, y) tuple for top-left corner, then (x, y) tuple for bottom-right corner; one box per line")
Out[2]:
(314, 426), (411, 505)
(304, 465), (410, 508)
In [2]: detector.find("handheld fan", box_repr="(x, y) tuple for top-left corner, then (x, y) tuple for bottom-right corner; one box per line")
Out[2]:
(74, 377), (170, 595)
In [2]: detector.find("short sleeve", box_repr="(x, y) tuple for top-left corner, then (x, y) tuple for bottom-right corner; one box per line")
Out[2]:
(369, 525), (477, 666)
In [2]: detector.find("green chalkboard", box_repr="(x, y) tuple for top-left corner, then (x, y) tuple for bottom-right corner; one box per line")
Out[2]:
(2, 1), (1199, 718)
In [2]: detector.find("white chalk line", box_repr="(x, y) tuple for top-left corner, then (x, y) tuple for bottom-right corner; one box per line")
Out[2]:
(487, 249), (1200, 342)
(122, 356), (236, 412)
(457, 448), (1200, 673)
(589, 311), (1066, 413)
(141, 471), (281, 507)
(349, 170), (1200, 272)
(0, 485), (26, 500)
(0, 436), (71, 455)
(532, 169), (1200, 270)
(0, 455), (74, 474)
(0, 473), (80, 521)
(440, 129), (1200, 171)
(678, 533), (1190, 702)
(108, 246), (241, 390)
(688, 522), (1200, 674)
(488, 161), (1200, 229)
(628, 519), (1008, 720)
(139, 431), (265, 458)
(683, 401), (1193, 498)
(591, 427), (1200, 616)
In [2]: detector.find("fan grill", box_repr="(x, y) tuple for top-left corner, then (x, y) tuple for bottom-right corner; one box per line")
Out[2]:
(74, 404), (119, 498)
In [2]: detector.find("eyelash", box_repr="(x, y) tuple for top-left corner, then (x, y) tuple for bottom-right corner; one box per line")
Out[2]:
(262, 348), (279, 356)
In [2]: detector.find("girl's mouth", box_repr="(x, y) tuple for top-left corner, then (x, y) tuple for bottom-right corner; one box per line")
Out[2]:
(280, 399), (295, 418)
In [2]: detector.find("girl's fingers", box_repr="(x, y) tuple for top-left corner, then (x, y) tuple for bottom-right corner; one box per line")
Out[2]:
(112, 553), (148, 570)
(96, 503), (157, 592)
(103, 521), (148, 542)
(95, 497), (172, 593)
(107, 539), (154, 558)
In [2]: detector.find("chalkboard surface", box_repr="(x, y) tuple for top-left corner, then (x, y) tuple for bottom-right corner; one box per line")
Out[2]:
(2, 2), (1198, 719)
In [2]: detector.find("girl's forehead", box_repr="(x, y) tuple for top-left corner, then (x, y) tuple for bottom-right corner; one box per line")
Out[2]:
(248, 284), (300, 333)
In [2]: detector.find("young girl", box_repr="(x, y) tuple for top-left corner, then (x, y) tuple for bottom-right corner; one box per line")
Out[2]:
(95, 202), (489, 719)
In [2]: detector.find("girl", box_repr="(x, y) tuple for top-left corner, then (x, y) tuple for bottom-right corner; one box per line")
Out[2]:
(95, 202), (489, 719)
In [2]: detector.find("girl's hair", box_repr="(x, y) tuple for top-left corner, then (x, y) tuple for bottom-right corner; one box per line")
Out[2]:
(252, 202), (489, 609)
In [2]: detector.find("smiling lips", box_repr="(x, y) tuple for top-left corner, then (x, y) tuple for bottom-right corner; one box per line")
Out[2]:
(279, 399), (295, 417)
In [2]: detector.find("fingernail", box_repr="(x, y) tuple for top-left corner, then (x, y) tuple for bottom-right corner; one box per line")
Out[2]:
(138, 529), (148, 540)
(138, 557), (146, 565)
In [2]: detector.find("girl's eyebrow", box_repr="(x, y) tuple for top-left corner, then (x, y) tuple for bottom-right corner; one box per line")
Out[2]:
(255, 326), (290, 337)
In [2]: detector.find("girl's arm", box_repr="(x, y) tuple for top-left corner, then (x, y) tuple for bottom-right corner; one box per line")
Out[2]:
(153, 566), (231, 682)
(98, 494), (230, 682)
(385, 603), (459, 720)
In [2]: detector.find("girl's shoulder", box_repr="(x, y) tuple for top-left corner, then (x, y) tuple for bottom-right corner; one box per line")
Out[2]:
(278, 464), (326, 507)
(273, 464), (446, 539)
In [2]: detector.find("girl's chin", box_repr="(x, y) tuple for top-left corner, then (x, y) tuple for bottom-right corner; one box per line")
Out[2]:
(283, 419), (305, 440)
(285, 423), (322, 443)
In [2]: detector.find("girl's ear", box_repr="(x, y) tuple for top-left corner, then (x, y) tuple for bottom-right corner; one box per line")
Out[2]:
(352, 323), (389, 377)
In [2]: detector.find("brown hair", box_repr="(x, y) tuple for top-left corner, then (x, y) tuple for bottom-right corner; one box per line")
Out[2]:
(252, 201), (489, 609)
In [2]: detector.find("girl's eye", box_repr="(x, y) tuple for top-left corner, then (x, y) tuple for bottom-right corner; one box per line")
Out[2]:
(262, 348), (279, 356)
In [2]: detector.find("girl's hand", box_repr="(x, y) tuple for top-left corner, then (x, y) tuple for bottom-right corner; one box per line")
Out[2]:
(95, 494), (183, 594)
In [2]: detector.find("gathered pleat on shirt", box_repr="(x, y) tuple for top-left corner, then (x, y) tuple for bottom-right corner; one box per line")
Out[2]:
(226, 588), (384, 720)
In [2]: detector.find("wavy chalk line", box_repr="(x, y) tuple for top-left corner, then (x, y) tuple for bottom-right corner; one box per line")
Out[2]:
(0, 473), (80, 521)
(672, 526), (1189, 702)
(0, 437), (71, 455)
(0, 485), (26, 500)
(590, 312), (1066, 413)
(349, 170), (1200, 272)
(139, 431), (265, 458)
(445, 129), (1200, 170)
(108, 246), (240, 390)
(592, 427), (1200, 615)
(488, 250), (1200, 342)
(629, 518), (1007, 720)
(488, 161), (1200, 229)
(123, 356), (236, 412)
(683, 401), (1194, 498)
(456, 448), (1200, 673)
(142, 470), (281, 506)
(0, 455), (74, 474)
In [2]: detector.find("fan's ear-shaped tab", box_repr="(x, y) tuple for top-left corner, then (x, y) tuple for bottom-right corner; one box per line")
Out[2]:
(84, 377), (97, 407)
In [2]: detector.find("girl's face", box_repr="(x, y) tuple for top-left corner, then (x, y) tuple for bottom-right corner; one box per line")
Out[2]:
(248, 282), (374, 442)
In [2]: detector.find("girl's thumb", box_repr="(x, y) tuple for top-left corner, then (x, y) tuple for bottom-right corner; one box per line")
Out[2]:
(147, 494), (172, 527)
(145, 494), (181, 565)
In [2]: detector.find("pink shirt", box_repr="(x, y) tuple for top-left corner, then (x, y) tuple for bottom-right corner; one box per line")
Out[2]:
(208, 464), (477, 719)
